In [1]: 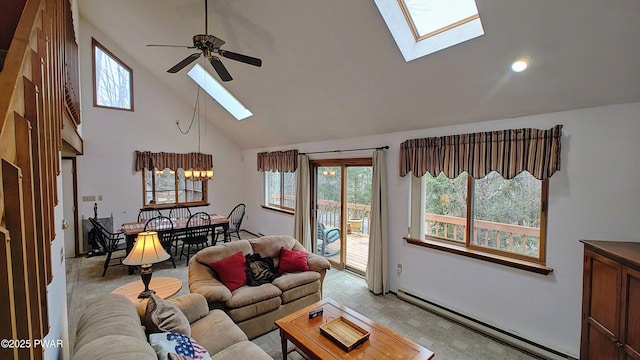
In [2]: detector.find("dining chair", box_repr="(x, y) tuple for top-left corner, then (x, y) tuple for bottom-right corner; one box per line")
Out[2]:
(143, 215), (176, 268)
(214, 203), (246, 243)
(169, 204), (191, 219)
(181, 212), (212, 264)
(137, 208), (162, 222)
(89, 217), (127, 277)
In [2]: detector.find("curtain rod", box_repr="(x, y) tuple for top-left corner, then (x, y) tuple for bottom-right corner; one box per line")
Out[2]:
(299, 145), (389, 155)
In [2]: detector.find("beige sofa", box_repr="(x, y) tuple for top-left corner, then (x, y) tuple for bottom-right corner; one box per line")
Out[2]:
(71, 293), (271, 360)
(189, 235), (331, 339)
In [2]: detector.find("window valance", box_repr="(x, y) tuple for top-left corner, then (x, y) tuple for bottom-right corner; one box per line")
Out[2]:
(257, 150), (298, 172)
(399, 125), (563, 180)
(134, 151), (213, 172)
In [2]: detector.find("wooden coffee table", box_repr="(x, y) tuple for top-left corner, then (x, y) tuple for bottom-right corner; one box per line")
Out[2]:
(111, 277), (182, 304)
(275, 298), (435, 359)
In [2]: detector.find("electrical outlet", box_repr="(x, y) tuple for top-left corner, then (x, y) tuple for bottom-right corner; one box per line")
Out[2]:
(397, 263), (403, 274)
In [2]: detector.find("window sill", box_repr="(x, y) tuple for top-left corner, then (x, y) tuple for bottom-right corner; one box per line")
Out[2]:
(404, 237), (554, 275)
(261, 205), (294, 215)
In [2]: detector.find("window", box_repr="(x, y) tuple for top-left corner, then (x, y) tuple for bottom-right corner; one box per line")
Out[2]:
(374, 0), (484, 62)
(410, 171), (551, 273)
(143, 168), (207, 207)
(264, 171), (296, 211)
(188, 64), (252, 120)
(401, 126), (561, 273)
(92, 38), (133, 110)
(414, 170), (548, 263)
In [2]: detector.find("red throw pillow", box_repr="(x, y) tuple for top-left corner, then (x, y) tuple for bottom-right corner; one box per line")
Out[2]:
(279, 247), (309, 273)
(210, 251), (247, 291)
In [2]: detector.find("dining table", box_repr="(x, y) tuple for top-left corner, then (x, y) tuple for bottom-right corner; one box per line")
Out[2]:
(120, 214), (230, 274)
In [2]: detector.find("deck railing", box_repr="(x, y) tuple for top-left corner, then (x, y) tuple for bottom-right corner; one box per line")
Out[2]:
(271, 195), (372, 234)
(425, 213), (540, 256)
(270, 195), (537, 254)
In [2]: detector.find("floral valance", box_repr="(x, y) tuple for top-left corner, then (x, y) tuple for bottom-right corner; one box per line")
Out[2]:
(399, 125), (563, 180)
(134, 151), (213, 172)
(257, 150), (298, 172)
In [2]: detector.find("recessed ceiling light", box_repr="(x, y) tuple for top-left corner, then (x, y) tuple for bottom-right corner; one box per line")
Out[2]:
(511, 59), (529, 73)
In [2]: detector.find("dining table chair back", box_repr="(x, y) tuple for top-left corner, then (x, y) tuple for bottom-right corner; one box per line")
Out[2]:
(137, 208), (162, 222)
(214, 203), (246, 242)
(169, 205), (191, 220)
(143, 215), (176, 268)
(181, 212), (212, 263)
(89, 217), (127, 276)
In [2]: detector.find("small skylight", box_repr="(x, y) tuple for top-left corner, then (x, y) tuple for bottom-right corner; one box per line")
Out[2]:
(187, 64), (252, 121)
(375, 0), (484, 62)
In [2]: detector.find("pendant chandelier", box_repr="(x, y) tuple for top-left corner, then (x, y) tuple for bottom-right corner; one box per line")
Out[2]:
(179, 87), (214, 181)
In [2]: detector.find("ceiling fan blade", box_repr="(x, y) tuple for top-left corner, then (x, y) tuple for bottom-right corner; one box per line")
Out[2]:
(167, 53), (202, 73)
(219, 49), (262, 67)
(210, 56), (233, 82)
(147, 44), (195, 48)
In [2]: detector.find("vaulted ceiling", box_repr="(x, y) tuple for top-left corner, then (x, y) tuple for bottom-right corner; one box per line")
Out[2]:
(78, 0), (640, 149)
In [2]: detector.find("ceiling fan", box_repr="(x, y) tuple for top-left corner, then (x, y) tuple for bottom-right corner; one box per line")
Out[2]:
(146, 0), (262, 81)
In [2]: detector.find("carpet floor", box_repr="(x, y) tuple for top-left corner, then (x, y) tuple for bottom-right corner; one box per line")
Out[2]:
(66, 232), (541, 359)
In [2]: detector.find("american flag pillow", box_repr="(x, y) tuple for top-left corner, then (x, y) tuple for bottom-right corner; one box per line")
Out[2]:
(149, 332), (212, 360)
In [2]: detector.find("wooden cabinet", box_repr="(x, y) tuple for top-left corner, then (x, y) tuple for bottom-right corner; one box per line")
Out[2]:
(581, 240), (640, 360)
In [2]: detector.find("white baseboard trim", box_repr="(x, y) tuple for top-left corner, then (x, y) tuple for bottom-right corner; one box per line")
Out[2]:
(396, 289), (575, 360)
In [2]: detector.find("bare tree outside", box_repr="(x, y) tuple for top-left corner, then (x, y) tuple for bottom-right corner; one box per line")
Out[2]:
(94, 40), (132, 110)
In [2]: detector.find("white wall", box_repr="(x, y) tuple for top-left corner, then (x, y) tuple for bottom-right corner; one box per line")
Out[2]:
(241, 102), (640, 357)
(44, 168), (70, 359)
(76, 18), (246, 231)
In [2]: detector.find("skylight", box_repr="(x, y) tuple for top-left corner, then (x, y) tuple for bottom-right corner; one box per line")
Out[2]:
(375, 0), (484, 62)
(187, 64), (252, 121)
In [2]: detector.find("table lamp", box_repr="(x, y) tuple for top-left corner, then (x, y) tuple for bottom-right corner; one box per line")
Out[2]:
(122, 231), (170, 298)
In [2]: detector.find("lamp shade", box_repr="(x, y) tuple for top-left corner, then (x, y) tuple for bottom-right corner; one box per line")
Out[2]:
(123, 231), (170, 266)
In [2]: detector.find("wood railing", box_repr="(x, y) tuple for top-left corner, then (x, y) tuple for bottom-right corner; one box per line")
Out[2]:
(0, 0), (78, 358)
(425, 213), (540, 256)
(269, 195), (372, 234)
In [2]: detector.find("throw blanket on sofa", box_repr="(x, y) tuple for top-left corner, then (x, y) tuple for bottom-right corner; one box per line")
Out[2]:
(245, 253), (281, 286)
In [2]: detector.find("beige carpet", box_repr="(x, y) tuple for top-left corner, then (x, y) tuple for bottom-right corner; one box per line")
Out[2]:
(66, 232), (540, 359)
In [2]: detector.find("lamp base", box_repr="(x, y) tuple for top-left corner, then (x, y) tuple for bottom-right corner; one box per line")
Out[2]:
(138, 264), (155, 298)
(137, 289), (156, 299)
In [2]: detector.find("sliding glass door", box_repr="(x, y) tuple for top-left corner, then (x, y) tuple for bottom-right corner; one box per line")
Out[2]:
(311, 159), (372, 274)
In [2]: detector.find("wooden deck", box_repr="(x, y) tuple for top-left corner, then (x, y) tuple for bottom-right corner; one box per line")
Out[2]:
(322, 232), (369, 274)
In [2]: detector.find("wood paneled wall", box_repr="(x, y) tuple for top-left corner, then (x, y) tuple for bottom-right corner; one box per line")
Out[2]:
(0, 0), (80, 358)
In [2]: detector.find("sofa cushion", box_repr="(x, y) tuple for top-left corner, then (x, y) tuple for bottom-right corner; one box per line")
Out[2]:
(209, 251), (247, 292)
(145, 294), (191, 336)
(195, 240), (253, 266)
(226, 283), (282, 309)
(149, 332), (212, 360)
(279, 247), (309, 273)
(272, 271), (320, 292)
(280, 279), (321, 304)
(74, 294), (148, 352)
(227, 296), (282, 323)
(72, 334), (157, 360)
(190, 309), (249, 355)
(212, 341), (273, 360)
(249, 235), (297, 259)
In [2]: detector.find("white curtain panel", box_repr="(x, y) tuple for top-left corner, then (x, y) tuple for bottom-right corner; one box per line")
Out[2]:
(366, 149), (389, 294)
(293, 155), (312, 251)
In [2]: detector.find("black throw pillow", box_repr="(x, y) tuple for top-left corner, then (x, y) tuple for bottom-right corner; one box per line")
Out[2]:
(245, 253), (281, 286)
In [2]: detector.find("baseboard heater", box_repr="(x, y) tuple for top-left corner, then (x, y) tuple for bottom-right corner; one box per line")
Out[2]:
(396, 289), (574, 360)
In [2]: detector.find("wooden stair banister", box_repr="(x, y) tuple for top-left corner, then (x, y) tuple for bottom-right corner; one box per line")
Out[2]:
(0, 1), (81, 358)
